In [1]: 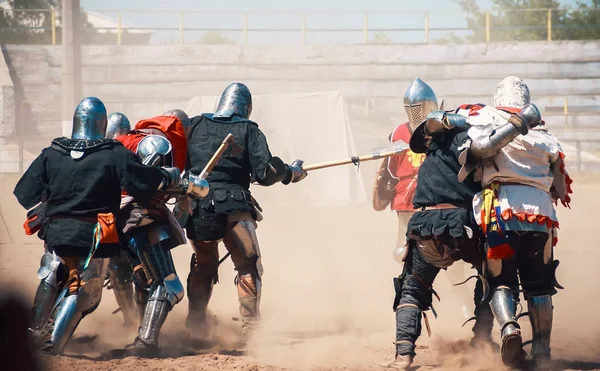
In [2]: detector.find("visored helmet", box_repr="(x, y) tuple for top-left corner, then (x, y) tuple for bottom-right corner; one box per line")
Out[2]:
(213, 82), (253, 120)
(136, 135), (173, 167)
(162, 108), (191, 134)
(71, 97), (108, 140)
(493, 76), (531, 109)
(106, 112), (131, 139)
(403, 78), (439, 132)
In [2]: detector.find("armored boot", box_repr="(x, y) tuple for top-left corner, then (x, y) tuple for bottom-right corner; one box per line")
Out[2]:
(236, 272), (261, 341)
(527, 295), (553, 370)
(384, 354), (414, 370)
(40, 258), (108, 355)
(489, 287), (524, 367)
(132, 263), (150, 325)
(29, 252), (68, 344)
(185, 254), (217, 338)
(134, 274), (184, 349)
(107, 255), (138, 328)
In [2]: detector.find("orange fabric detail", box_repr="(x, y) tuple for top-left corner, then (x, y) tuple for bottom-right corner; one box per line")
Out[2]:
(116, 132), (145, 153)
(389, 122), (422, 211)
(23, 215), (38, 235)
(557, 151), (573, 207)
(495, 106), (521, 114)
(500, 209), (559, 229)
(97, 213), (119, 244)
(67, 269), (81, 295)
(134, 115), (188, 171)
(457, 103), (485, 116)
(487, 244), (515, 260)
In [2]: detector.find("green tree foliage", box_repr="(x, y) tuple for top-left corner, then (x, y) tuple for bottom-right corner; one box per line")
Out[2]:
(455, 0), (600, 42)
(194, 30), (236, 45)
(368, 31), (392, 44)
(0, 0), (58, 44)
(0, 0), (148, 45)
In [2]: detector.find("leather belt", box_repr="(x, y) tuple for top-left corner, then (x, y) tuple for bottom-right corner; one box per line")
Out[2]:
(51, 215), (97, 223)
(416, 203), (467, 212)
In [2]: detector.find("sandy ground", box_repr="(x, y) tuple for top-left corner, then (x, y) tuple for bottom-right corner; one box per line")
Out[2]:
(1, 171), (600, 371)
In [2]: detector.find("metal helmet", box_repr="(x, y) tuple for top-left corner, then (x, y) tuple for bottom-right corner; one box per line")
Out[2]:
(403, 78), (439, 132)
(136, 135), (173, 168)
(71, 97), (108, 140)
(162, 109), (191, 134)
(106, 112), (131, 139)
(493, 76), (531, 109)
(213, 82), (253, 119)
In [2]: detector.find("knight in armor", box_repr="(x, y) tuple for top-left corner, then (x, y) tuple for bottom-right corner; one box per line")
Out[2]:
(184, 82), (307, 341)
(104, 111), (138, 328)
(457, 77), (572, 369)
(385, 93), (543, 369)
(374, 78), (493, 352)
(113, 109), (199, 350)
(106, 112), (131, 139)
(373, 78), (436, 259)
(13, 97), (181, 355)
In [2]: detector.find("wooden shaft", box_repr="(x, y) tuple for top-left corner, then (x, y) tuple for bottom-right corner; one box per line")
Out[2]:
(199, 133), (234, 178)
(303, 149), (401, 171)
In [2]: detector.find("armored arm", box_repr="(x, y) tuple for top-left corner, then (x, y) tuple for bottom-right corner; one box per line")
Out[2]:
(248, 125), (306, 186)
(422, 110), (471, 137)
(467, 104), (542, 161)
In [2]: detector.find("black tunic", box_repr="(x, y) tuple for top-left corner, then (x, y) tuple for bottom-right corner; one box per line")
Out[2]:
(407, 131), (482, 238)
(13, 137), (165, 257)
(186, 114), (290, 216)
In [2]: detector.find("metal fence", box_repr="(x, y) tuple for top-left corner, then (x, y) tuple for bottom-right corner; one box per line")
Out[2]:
(1, 8), (598, 45)
(1, 134), (598, 174)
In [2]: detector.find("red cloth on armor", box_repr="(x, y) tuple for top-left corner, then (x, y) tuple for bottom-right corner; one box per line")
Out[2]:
(116, 115), (188, 172)
(116, 132), (144, 153)
(387, 122), (425, 211)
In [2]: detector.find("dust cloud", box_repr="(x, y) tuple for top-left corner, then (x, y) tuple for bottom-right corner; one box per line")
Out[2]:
(1, 169), (600, 370)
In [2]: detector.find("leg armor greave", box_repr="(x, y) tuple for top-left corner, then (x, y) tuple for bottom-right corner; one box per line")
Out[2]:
(489, 286), (523, 367)
(226, 221), (263, 336)
(107, 252), (138, 327)
(129, 228), (184, 348)
(236, 272), (261, 326)
(30, 252), (68, 337)
(44, 258), (108, 355)
(130, 257), (151, 324)
(186, 253), (218, 330)
(527, 295), (553, 365)
(136, 277), (183, 347)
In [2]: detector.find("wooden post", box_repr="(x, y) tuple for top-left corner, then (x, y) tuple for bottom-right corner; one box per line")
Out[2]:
(61, 0), (82, 137)
(117, 11), (122, 45)
(51, 10), (56, 45)
(547, 9), (552, 41)
(485, 12), (490, 42)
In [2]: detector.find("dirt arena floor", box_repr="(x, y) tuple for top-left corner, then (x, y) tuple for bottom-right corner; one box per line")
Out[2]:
(1, 171), (599, 371)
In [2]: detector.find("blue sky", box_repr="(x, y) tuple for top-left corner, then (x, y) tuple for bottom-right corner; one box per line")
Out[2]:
(79, 0), (589, 44)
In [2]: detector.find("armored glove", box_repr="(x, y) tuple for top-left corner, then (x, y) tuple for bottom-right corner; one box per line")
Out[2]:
(288, 159), (307, 183)
(508, 103), (542, 135)
(159, 167), (181, 189)
(184, 173), (210, 198)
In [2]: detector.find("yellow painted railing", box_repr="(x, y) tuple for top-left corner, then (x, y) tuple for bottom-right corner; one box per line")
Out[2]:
(0, 8), (593, 45)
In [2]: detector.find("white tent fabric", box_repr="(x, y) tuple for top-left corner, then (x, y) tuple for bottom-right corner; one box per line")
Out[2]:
(186, 91), (367, 206)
